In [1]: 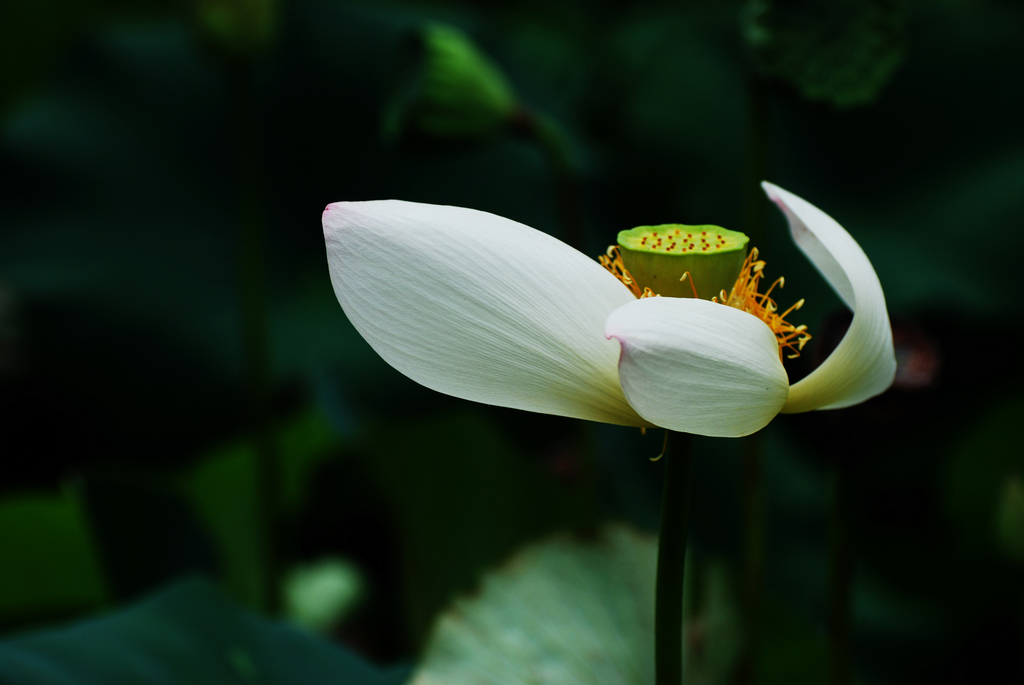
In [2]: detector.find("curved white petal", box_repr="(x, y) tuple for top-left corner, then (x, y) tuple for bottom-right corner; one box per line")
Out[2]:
(324, 200), (646, 426)
(762, 183), (896, 413)
(605, 297), (789, 437)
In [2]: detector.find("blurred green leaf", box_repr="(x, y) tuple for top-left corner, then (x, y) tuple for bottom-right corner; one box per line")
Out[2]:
(362, 409), (597, 644)
(945, 394), (1024, 556)
(0, 491), (107, 624)
(756, 598), (827, 685)
(0, 0), (176, 114)
(595, 5), (751, 230)
(384, 23), (520, 143)
(410, 526), (657, 684)
(743, 0), (908, 107)
(277, 409), (348, 513)
(181, 408), (345, 607)
(0, 577), (407, 684)
(193, 0), (278, 58)
(183, 442), (265, 608)
(412, 525), (740, 684)
(874, 153), (1024, 315)
(80, 475), (217, 603)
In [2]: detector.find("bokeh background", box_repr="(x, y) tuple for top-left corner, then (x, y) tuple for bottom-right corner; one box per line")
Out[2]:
(2, 0), (1023, 683)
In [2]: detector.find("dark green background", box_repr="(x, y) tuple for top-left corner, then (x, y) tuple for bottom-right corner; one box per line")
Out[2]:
(1, 0), (1022, 682)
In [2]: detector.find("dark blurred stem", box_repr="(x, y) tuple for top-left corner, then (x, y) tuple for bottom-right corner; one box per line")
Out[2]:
(829, 453), (854, 685)
(226, 60), (280, 614)
(733, 74), (770, 685)
(684, 552), (707, 674)
(516, 108), (585, 251)
(734, 432), (765, 685)
(656, 431), (695, 685)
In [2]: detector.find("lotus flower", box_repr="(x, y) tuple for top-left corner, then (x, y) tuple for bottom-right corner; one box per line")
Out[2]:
(323, 183), (895, 437)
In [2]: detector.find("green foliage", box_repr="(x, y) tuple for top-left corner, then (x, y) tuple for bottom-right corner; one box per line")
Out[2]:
(755, 598), (827, 684)
(743, 0), (908, 107)
(945, 395), (1024, 559)
(411, 526), (741, 684)
(995, 478), (1024, 564)
(193, 0), (278, 58)
(78, 475), (217, 603)
(0, 0), (176, 113)
(360, 409), (598, 644)
(181, 409), (347, 608)
(0, 492), (107, 625)
(1, 0), (1022, 679)
(0, 578), (407, 685)
(383, 23), (520, 143)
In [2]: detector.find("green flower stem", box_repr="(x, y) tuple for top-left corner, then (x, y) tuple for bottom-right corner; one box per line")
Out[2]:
(828, 453), (854, 685)
(513, 108), (585, 251)
(656, 431), (695, 685)
(226, 60), (280, 614)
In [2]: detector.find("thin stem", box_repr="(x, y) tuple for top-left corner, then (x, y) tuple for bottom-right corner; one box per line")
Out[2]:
(656, 431), (695, 685)
(226, 60), (280, 614)
(828, 453), (854, 685)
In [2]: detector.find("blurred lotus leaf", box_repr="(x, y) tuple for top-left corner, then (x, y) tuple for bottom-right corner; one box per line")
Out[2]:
(742, 0), (908, 107)
(383, 23), (520, 143)
(0, 577), (406, 685)
(411, 525), (740, 685)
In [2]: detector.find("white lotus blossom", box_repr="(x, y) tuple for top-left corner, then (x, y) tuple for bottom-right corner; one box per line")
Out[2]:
(323, 183), (895, 437)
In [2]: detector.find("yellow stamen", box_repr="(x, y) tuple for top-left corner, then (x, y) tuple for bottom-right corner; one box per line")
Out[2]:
(600, 246), (660, 299)
(599, 246), (642, 298)
(713, 248), (811, 361)
(680, 272), (699, 299)
(600, 244), (811, 361)
(650, 430), (669, 461)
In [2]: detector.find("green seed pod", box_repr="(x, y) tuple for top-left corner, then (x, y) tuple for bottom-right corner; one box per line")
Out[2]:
(616, 224), (749, 300)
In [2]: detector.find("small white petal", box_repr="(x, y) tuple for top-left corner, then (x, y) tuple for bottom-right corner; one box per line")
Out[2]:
(605, 297), (789, 437)
(762, 183), (896, 413)
(324, 200), (645, 426)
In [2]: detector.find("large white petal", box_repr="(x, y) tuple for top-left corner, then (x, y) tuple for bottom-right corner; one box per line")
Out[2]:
(605, 297), (789, 437)
(324, 200), (646, 426)
(762, 183), (896, 413)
